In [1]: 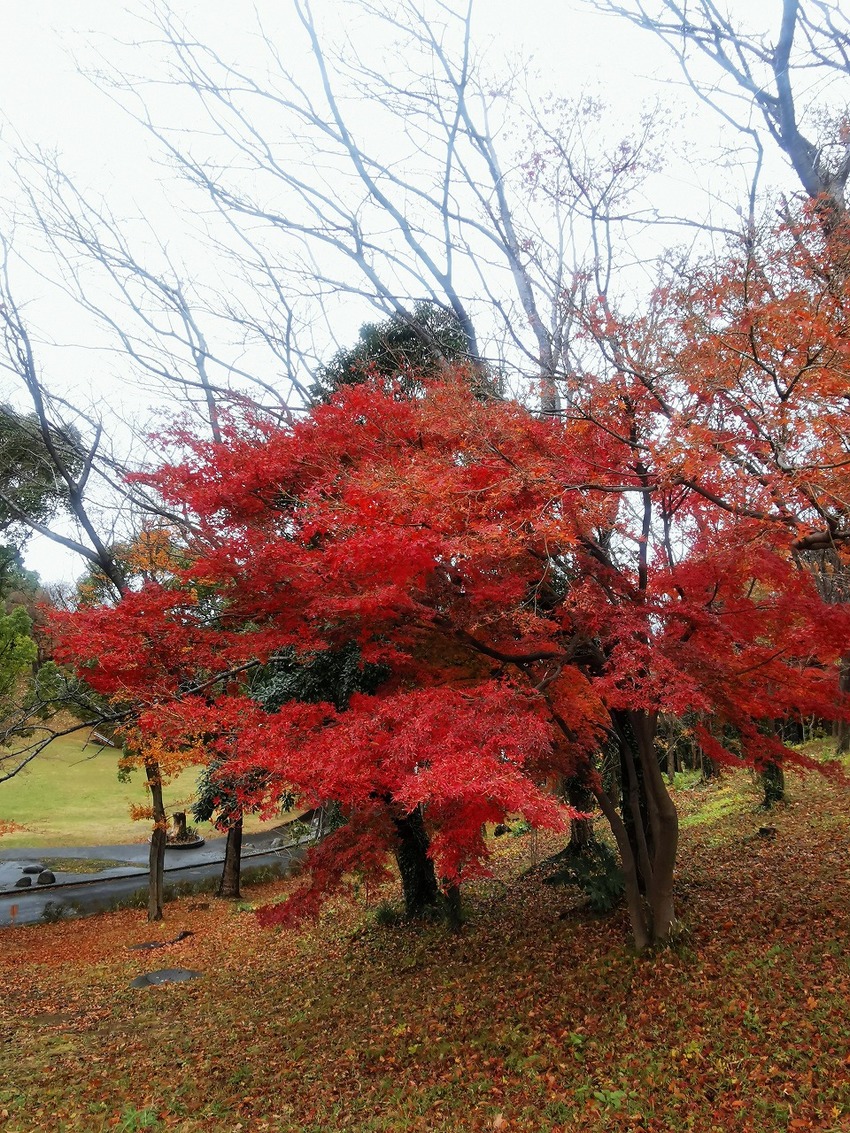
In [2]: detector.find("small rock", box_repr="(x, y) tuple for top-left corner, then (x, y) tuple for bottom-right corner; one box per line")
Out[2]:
(22, 865), (44, 875)
(758, 825), (777, 839)
(36, 871), (56, 885)
(130, 968), (203, 988)
(14, 876), (32, 888)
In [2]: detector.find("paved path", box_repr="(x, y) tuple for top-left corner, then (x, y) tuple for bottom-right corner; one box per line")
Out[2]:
(0, 821), (313, 926)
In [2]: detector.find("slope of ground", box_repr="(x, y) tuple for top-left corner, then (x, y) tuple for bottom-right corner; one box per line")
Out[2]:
(0, 735), (270, 848)
(0, 761), (848, 1133)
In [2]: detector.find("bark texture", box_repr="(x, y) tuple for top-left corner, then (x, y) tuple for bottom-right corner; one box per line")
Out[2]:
(393, 806), (440, 918)
(218, 815), (243, 899)
(146, 761), (166, 922)
(566, 778), (596, 852)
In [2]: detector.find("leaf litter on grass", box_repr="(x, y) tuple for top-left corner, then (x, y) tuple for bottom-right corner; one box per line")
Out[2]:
(0, 766), (849, 1132)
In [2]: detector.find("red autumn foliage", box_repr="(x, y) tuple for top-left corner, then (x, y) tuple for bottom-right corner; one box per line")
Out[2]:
(50, 209), (850, 946)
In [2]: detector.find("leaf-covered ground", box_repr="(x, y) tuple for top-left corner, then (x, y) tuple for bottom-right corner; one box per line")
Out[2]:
(1, 764), (849, 1133)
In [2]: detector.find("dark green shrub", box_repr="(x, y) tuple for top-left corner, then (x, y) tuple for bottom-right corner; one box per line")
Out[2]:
(543, 842), (625, 914)
(373, 900), (402, 927)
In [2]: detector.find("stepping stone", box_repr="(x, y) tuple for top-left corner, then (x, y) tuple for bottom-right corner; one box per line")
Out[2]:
(14, 876), (32, 888)
(130, 968), (203, 988)
(22, 866), (44, 875)
(37, 871), (56, 885)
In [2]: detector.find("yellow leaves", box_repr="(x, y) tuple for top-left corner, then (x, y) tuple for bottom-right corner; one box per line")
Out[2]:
(123, 525), (182, 578)
(117, 752), (137, 774)
(130, 733), (208, 779)
(128, 803), (154, 822)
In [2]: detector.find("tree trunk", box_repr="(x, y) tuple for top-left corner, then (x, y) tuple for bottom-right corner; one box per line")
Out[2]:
(663, 716), (678, 784)
(443, 882), (462, 931)
(760, 761), (785, 808)
(218, 814), (243, 899)
(172, 811), (188, 840)
(629, 710), (679, 944)
(393, 806), (440, 918)
(835, 657), (850, 754)
(612, 710), (654, 895)
(146, 761), (166, 922)
(700, 748), (718, 782)
(593, 783), (651, 953)
(565, 777), (595, 853)
(555, 710), (678, 951)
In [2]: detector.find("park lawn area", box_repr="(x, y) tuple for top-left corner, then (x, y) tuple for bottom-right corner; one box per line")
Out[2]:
(0, 734), (234, 848)
(1, 762), (849, 1133)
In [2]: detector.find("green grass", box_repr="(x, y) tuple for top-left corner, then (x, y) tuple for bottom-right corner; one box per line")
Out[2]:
(0, 735), (202, 848)
(678, 778), (753, 829)
(38, 857), (139, 874)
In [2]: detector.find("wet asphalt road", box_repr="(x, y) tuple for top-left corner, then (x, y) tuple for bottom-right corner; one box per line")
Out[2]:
(0, 829), (308, 926)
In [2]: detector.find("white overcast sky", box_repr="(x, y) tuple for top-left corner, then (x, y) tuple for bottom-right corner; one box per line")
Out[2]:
(0, 1), (804, 585)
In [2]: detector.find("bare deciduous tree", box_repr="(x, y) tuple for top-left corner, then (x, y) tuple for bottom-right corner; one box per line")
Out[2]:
(589, 0), (850, 223)
(98, 0), (673, 414)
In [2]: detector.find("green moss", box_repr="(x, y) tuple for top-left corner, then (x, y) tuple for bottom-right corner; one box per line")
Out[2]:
(678, 782), (749, 829)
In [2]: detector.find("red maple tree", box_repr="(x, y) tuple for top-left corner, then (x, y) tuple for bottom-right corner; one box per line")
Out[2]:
(52, 210), (850, 949)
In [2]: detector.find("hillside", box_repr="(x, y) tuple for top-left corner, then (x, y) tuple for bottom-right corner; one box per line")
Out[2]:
(1, 763), (849, 1133)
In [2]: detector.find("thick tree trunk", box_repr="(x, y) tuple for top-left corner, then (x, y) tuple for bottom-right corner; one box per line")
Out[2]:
(554, 709), (678, 950)
(760, 761), (785, 808)
(146, 761), (166, 922)
(565, 777), (596, 853)
(700, 747), (718, 781)
(218, 815), (243, 899)
(629, 710), (679, 944)
(393, 806), (440, 918)
(613, 710), (654, 895)
(597, 711), (680, 948)
(443, 883), (462, 931)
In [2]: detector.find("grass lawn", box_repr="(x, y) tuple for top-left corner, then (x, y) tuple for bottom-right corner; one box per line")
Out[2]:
(1, 757), (849, 1132)
(0, 734), (211, 848)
